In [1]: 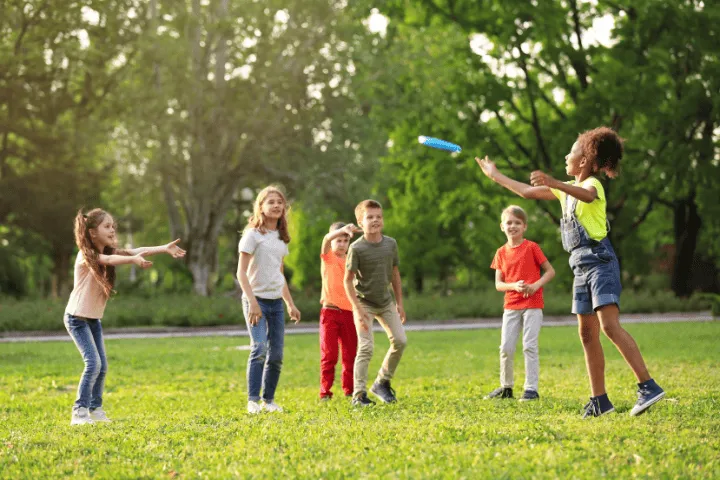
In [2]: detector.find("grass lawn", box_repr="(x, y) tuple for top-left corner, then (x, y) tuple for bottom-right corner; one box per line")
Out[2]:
(1, 322), (718, 479)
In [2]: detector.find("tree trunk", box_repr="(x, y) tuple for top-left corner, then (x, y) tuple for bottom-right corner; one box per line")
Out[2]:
(51, 245), (71, 299)
(413, 270), (424, 293)
(671, 192), (702, 297)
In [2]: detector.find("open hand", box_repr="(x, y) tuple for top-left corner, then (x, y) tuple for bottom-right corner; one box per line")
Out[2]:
(165, 239), (187, 259)
(475, 156), (498, 179)
(133, 254), (152, 269)
(530, 170), (557, 188)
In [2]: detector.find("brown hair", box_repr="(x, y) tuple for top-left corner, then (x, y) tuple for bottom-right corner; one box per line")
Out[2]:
(354, 199), (382, 223)
(74, 208), (118, 298)
(577, 127), (624, 178)
(329, 222), (346, 232)
(501, 205), (528, 225)
(245, 186), (291, 243)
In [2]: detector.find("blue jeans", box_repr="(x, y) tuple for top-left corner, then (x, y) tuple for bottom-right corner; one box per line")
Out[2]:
(242, 297), (285, 402)
(64, 314), (107, 410)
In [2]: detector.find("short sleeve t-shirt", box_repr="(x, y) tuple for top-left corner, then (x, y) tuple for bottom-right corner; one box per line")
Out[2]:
(238, 228), (289, 299)
(491, 240), (548, 310)
(320, 251), (353, 311)
(551, 176), (608, 241)
(65, 251), (109, 319)
(345, 235), (399, 308)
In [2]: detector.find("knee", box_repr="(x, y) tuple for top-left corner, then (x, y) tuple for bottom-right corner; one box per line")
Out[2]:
(601, 323), (622, 341)
(250, 342), (268, 361)
(392, 335), (407, 352)
(578, 326), (598, 346)
(85, 354), (102, 376)
(357, 342), (374, 359)
(523, 343), (538, 355)
(499, 344), (515, 357)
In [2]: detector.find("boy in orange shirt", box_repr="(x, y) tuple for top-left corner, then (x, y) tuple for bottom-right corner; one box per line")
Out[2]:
(486, 205), (555, 401)
(319, 222), (362, 400)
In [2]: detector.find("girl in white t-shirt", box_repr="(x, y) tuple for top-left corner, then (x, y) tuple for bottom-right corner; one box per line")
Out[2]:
(236, 186), (301, 414)
(65, 208), (186, 425)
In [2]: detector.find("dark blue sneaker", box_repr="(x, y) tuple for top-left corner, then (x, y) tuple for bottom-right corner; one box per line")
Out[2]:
(582, 396), (615, 418)
(519, 390), (540, 402)
(484, 387), (513, 399)
(351, 392), (376, 407)
(630, 379), (665, 416)
(370, 380), (397, 403)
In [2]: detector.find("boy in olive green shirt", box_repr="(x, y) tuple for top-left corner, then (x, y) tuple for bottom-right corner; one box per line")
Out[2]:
(344, 199), (407, 406)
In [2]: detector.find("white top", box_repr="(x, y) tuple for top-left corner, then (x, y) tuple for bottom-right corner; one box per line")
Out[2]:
(238, 228), (289, 299)
(65, 252), (109, 319)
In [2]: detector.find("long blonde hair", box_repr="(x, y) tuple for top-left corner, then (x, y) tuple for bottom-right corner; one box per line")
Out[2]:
(245, 186), (291, 243)
(73, 208), (118, 298)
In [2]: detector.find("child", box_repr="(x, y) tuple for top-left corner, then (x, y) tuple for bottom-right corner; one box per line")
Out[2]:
(236, 186), (301, 414)
(65, 209), (186, 425)
(319, 222), (362, 400)
(486, 205), (555, 402)
(477, 126), (665, 418)
(344, 199), (407, 406)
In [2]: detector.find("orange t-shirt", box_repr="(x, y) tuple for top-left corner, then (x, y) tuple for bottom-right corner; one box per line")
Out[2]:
(320, 251), (353, 311)
(490, 240), (548, 310)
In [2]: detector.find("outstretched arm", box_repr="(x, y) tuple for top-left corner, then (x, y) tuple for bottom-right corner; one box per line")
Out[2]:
(476, 157), (556, 200)
(122, 239), (187, 258)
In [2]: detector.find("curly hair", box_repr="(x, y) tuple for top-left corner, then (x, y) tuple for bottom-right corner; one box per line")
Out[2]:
(576, 127), (624, 178)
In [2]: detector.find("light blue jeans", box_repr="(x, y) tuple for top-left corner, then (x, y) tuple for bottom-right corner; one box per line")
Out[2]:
(242, 297), (285, 402)
(64, 314), (108, 411)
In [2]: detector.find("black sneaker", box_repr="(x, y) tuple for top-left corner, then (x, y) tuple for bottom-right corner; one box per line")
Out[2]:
(582, 396), (615, 418)
(484, 387), (513, 399)
(519, 390), (540, 402)
(370, 380), (397, 403)
(352, 392), (376, 407)
(630, 380), (665, 416)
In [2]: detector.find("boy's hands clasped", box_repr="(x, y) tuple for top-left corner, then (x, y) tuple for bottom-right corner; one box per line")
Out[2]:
(512, 280), (540, 298)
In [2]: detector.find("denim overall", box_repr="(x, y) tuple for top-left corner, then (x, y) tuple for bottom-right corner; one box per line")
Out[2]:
(561, 193), (622, 314)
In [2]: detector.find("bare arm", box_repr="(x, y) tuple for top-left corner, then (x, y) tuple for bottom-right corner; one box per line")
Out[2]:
(543, 179), (597, 204)
(494, 270), (526, 292)
(98, 254), (150, 267)
(236, 252), (262, 326)
(321, 224), (362, 255)
(281, 262), (301, 323)
(476, 156), (557, 200)
(344, 269), (369, 331)
(123, 239), (186, 258)
(533, 260), (556, 289)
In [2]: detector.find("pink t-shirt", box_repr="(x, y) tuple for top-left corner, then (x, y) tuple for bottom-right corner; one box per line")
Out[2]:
(65, 252), (109, 319)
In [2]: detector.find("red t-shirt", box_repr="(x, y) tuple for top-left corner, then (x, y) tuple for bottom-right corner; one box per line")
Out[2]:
(490, 240), (548, 310)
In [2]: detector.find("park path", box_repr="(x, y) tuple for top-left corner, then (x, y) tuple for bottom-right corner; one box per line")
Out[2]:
(0, 311), (713, 343)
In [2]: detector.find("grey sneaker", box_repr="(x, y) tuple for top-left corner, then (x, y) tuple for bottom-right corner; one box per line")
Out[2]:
(519, 390), (540, 402)
(370, 380), (397, 403)
(485, 387), (513, 399)
(351, 392), (376, 407)
(89, 407), (112, 422)
(71, 407), (95, 425)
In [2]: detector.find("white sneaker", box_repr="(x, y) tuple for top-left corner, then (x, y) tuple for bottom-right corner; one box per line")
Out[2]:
(247, 400), (263, 414)
(262, 401), (283, 413)
(89, 408), (112, 422)
(71, 407), (95, 425)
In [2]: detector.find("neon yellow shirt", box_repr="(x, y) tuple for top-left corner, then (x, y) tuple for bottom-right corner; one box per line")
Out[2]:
(551, 176), (607, 241)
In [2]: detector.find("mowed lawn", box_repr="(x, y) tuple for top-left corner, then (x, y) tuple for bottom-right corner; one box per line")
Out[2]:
(1, 322), (718, 479)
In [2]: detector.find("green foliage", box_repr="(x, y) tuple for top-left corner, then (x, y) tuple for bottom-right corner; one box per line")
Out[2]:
(0, 290), (710, 333)
(1, 324), (719, 477)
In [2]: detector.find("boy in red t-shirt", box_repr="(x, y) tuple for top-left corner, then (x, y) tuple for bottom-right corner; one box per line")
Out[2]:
(486, 205), (556, 401)
(319, 222), (362, 400)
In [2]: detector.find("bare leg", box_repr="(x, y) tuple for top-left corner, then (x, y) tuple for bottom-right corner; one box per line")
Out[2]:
(578, 313), (605, 396)
(596, 304), (651, 383)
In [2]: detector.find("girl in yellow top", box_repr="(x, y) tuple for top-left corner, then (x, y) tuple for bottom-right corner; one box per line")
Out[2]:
(476, 127), (665, 418)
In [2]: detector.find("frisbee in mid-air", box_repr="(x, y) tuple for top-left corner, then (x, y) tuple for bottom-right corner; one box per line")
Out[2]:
(418, 136), (462, 153)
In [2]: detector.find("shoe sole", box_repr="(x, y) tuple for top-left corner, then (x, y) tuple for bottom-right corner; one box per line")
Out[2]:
(582, 407), (615, 419)
(630, 391), (666, 416)
(518, 398), (539, 402)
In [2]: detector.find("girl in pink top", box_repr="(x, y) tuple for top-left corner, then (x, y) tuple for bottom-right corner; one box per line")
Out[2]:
(65, 208), (186, 425)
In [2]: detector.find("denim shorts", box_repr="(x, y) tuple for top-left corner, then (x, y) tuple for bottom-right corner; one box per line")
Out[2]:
(568, 238), (622, 314)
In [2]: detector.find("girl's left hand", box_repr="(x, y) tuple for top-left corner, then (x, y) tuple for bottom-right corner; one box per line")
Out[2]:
(289, 305), (301, 324)
(530, 170), (557, 188)
(165, 239), (187, 258)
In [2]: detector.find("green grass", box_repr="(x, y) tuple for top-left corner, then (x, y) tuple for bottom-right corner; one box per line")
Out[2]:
(0, 289), (712, 332)
(1, 322), (719, 478)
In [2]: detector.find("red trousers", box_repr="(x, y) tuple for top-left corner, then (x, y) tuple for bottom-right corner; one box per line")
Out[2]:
(319, 307), (357, 398)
